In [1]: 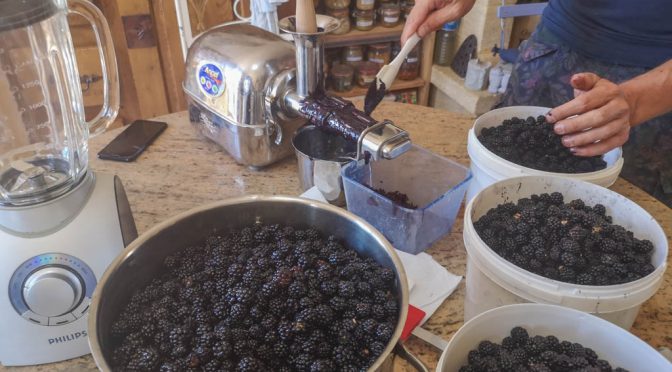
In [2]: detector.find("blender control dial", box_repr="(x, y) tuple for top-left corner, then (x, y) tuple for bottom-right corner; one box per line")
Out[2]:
(8, 253), (97, 326)
(23, 267), (83, 317)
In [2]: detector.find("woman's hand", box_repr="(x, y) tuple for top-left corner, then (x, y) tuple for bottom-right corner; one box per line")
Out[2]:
(401, 0), (475, 44)
(545, 73), (632, 157)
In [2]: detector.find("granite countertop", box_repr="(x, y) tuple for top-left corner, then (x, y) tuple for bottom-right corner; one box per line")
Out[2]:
(3, 101), (670, 371)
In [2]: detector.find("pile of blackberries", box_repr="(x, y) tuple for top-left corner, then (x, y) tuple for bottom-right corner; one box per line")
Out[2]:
(109, 224), (399, 371)
(478, 115), (607, 173)
(371, 187), (417, 209)
(474, 192), (655, 285)
(460, 326), (629, 372)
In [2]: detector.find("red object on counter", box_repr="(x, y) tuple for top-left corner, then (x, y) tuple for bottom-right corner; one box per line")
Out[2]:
(401, 304), (426, 341)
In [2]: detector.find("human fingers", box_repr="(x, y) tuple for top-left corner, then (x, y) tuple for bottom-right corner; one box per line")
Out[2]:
(401, 0), (436, 44)
(554, 98), (629, 136)
(560, 116), (628, 148)
(545, 73), (607, 124)
(571, 128), (629, 157)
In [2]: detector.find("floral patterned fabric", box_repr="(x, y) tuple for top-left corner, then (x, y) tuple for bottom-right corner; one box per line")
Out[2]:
(497, 23), (672, 208)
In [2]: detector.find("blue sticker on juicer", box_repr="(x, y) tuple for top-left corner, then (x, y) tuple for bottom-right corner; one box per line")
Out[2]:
(197, 63), (225, 97)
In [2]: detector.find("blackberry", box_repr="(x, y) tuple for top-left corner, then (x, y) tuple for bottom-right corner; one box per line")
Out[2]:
(569, 199), (586, 210)
(478, 340), (498, 356)
(127, 347), (159, 370)
(238, 357), (262, 371)
(338, 281), (356, 298)
(576, 273), (594, 285)
(375, 323), (394, 342)
(511, 326), (529, 343)
(310, 359), (336, 372)
(501, 336), (517, 350)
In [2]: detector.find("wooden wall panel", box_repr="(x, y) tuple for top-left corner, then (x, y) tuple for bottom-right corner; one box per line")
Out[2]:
(187, 0), (237, 36)
(151, 0), (187, 112)
(97, 0), (170, 122)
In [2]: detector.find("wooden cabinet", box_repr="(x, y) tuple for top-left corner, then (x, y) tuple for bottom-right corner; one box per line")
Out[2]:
(323, 23), (435, 105)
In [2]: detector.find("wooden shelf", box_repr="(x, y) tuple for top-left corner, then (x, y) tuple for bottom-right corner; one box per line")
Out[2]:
(324, 23), (404, 48)
(328, 77), (425, 98)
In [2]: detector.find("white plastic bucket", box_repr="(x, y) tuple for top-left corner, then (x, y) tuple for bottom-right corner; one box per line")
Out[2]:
(437, 303), (672, 372)
(463, 176), (668, 329)
(466, 106), (624, 202)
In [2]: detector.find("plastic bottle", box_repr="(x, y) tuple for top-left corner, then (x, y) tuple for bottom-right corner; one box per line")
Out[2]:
(434, 21), (459, 66)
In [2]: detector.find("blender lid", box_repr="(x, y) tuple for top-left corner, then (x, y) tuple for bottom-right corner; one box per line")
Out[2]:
(0, 0), (58, 33)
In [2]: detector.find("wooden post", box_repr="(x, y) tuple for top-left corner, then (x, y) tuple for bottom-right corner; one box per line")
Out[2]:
(418, 32), (436, 106)
(151, 0), (187, 112)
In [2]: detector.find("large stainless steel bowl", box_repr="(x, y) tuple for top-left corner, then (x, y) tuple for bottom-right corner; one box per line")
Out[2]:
(88, 195), (415, 371)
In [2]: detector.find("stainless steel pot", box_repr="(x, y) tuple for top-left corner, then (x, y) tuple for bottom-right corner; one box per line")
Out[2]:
(292, 125), (356, 206)
(88, 195), (428, 371)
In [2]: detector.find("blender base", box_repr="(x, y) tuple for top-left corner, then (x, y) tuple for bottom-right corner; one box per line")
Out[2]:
(0, 172), (136, 366)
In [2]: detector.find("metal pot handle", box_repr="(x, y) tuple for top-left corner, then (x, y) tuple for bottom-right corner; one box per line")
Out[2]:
(394, 343), (430, 372)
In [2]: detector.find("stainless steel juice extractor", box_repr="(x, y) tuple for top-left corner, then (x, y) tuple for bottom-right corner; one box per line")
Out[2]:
(0, 0), (137, 366)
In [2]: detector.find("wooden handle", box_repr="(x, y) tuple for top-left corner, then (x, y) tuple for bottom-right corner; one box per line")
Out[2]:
(295, 0), (317, 33)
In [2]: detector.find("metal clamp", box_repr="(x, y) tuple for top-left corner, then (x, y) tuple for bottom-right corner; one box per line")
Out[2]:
(356, 120), (389, 161)
(356, 120), (412, 161)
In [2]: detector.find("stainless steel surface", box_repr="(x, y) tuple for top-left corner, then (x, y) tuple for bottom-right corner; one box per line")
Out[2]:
(358, 121), (412, 161)
(279, 15), (340, 97)
(89, 195), (409, 372)
(292, 125), (355, 206)
(183, 23), (306, 167)
(0, 172), (94, 236)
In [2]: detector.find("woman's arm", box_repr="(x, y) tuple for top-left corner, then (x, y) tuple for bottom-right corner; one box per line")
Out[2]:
(545, 59), (672, 157)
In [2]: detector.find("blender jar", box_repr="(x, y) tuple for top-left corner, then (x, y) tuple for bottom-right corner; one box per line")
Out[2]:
(0, 0), (118, 206)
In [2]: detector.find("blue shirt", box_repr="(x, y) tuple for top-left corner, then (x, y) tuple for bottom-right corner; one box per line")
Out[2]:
(542, 0), (672, 68)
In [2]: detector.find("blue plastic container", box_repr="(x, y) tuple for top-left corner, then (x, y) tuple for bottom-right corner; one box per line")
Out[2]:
(342, 145), (472, 254)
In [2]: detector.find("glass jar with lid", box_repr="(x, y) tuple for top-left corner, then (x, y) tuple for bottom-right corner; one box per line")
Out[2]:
(356, 0), (375, 10)
(356, 61), (379, 87)
(325, 0), (350, 10)
(326, 8), (351, 34)
(353, 9), (375, 31)
(398, 45), (420, 80)
(367, 42), (392, 65)
(378, 3), (400, 27)
(401, 0), (414, 19)
(330, 63), (354, 92)
(342, 45), (364, 65)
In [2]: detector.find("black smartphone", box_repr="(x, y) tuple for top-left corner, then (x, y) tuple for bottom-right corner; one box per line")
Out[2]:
(98, 120), (167, 162)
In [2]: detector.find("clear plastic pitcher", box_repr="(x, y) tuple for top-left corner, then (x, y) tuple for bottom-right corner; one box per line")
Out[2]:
(0, 0), (118, 206)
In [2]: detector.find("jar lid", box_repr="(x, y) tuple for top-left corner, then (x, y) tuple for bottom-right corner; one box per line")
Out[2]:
(443, 20), (460, 31)
(369, 42), (391, 51)
(0, 0), (58, 32)
(328, 8), (350, 17)
(353, 9), (375, 16)
(379, 2), (400, 10)
(344, 44), (364, 51)
(332, 63), (354, 77)
(357, 61), (379, 74)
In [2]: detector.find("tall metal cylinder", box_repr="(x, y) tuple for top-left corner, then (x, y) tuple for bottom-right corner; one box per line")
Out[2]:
(293, 33), (324, 97)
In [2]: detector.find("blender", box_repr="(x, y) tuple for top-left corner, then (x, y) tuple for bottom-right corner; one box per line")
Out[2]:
(0, 0), (137, 366)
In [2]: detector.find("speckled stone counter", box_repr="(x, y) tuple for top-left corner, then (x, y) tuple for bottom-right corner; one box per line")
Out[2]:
(2, 101), (670, 371)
